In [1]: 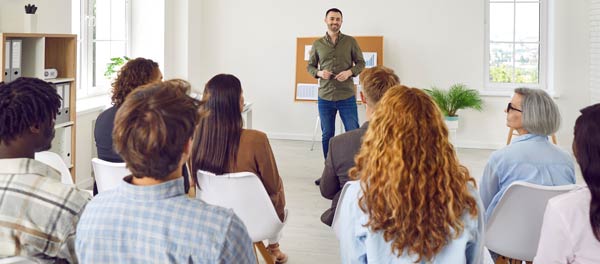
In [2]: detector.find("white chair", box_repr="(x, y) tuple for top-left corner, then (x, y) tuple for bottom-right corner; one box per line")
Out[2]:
(0, 256), (36, 264)
(197, 170), (288, 264)
(331, 181), (355, 239)
(35, 151), (73, 185)
(91, 158), (130, 193)
(485, 181), (578, 263)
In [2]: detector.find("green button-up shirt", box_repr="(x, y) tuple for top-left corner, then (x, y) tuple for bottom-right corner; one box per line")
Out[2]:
(307, 32), (365, 101)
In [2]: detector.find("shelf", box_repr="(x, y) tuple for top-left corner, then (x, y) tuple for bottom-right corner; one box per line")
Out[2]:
(46, 77), (75, 84)
(54, 121), (74, 129)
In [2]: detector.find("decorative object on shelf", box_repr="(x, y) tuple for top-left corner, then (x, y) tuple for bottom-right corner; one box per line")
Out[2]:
(24, 4), (38, 33)
(424, 83), (484, 144)
(104, 56), (130, 80)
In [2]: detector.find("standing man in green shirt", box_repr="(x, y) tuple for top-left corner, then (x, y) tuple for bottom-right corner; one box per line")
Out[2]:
(307, 8), (365, 185)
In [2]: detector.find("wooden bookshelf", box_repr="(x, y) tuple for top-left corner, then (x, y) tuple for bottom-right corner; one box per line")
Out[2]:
(1, 33), (77, 181)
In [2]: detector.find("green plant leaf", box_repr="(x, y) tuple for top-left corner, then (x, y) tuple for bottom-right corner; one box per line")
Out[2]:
(425, 83), (483, 117)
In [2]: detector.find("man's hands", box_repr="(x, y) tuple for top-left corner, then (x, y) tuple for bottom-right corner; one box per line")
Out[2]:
(318, 69), (353, 82)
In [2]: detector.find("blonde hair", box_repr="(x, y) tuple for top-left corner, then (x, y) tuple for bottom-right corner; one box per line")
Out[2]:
(350, 85), (478, 262)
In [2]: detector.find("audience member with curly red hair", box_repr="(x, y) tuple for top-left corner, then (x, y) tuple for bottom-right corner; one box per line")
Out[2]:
(336, 85), (484, 263)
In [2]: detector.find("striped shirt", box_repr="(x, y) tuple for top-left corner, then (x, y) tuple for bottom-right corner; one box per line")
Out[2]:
(76, 176), (256, 264)
(0, 158), (91, 263)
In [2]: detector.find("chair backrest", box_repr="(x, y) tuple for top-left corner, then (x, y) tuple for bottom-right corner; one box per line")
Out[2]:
(331, 181), (355, 239)
(196, 170), (286, 242)
(91, 158), (130, 193)
(0, 256), (36, 264)
(485, 181), (578, 261)
(34, 151), (73, 185)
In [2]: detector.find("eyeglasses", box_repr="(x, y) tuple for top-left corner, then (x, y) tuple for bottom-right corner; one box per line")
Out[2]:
(506, 102), (522, 113)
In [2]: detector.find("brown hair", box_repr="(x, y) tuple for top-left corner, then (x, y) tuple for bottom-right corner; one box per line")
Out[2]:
(191, 74), (243, 175)
(111, 57), (160, 107)
(113, 79), (200, 179)
(350, 85), (478, 262)
(359, 66), (400, 106)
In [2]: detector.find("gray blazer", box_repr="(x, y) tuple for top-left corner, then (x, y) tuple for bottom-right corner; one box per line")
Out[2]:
(319, 122), (369, 226)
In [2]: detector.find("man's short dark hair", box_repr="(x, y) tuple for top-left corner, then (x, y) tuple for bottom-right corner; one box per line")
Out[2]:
(0, 77), (61, 144)
(325, 8), (343, 17)
(113, 79), (200, 180)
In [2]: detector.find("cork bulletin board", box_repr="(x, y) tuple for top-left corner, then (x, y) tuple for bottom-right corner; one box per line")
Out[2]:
(295, 36), (383, 102)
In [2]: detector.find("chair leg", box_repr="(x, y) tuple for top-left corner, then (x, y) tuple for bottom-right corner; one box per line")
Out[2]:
(310, 115), (320, 151)
(254, 241), (274, 264)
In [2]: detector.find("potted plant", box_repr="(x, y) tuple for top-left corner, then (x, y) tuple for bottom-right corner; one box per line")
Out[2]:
(104, 56), (130, 80)
(425, 84), (483, 143)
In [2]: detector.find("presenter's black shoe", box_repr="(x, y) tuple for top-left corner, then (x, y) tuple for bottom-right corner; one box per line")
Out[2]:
(314, 178), (321, 186)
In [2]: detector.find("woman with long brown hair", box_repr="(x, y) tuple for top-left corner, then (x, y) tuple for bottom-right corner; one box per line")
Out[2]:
(191, 74), (287, 263)
(336, 85), (484, 263)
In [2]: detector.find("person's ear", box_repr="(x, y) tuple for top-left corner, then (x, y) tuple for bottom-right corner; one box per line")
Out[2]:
(30, 124), (41, 134)
(360, 91), (367, 104)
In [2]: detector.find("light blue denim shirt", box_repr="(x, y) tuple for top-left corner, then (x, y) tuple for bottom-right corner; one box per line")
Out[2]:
(76, 176), (256, 264)
(337, 181), (484, 264)
(479, 134), (575, 221)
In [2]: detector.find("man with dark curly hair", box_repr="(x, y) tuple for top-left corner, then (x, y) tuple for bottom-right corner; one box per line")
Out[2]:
(0, 77), (91, 263)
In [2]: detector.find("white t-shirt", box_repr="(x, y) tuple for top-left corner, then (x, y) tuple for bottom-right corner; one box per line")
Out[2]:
(534, 187), (600, 264)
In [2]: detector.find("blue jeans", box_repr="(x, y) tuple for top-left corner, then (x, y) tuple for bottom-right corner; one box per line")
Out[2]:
(318, 96), (359, 159)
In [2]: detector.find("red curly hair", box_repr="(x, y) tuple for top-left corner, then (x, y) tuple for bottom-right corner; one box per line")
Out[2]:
(350, 85), (478, 262)
(111, 57), (161, 107)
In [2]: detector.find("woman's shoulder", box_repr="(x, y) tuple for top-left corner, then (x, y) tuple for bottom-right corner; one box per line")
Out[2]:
(241, 129), (268, 142)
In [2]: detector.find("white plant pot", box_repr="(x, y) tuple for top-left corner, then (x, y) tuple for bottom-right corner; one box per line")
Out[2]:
(445, 116), (459, 145)
(24, 14), (38, 33)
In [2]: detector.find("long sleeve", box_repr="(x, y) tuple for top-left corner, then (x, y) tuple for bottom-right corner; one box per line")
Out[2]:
(350, 38), (365, 76)
(253, 133), (286, 222)
(479, 158), (499, 212)
(307, 42), (320, 78)
(533, 201), (573, 264)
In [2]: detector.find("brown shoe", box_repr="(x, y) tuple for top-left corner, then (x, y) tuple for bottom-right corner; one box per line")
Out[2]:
(266, 243), (288, 264)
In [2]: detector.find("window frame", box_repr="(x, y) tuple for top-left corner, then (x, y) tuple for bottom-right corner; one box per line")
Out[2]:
(78, 0), (132, 98)
(484, 0), (548, 92)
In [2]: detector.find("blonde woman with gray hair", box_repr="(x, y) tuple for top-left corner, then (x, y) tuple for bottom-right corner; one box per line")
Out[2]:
(479, 87), (575, 222)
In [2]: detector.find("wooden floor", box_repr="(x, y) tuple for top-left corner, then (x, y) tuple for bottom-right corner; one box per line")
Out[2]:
(269, 139), (495, 264)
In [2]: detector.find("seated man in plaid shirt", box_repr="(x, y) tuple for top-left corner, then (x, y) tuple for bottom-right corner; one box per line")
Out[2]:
(0, 77), (91, 263)
(75, 79), (256, 263)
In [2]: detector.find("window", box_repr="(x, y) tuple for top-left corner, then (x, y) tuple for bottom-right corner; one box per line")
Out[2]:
(78, 0), (130, 98)
(485, 0), (547, 91)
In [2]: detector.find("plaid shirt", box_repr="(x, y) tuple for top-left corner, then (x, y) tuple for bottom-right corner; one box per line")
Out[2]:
(76, 176), (256, 264)
(0, 158), (91, 263)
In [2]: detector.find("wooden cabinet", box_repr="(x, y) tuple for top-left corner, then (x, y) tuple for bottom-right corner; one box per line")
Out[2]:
(1, 33), (77, 181)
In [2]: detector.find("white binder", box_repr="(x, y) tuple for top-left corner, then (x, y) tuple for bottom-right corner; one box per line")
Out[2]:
(62, 83), (70, 118)
(9, 39), (22, 81)
(50, 126), (72, 167)
(3, 41), (10, 82)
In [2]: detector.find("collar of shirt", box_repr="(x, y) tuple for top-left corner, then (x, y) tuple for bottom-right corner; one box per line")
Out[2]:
(325, 31), (345, 46)
(511, 133), (548, 144)
(0, 158), (61, 181)
(119, 175), (185, 201)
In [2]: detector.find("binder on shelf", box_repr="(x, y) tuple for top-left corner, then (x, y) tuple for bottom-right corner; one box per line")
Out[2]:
(9, 39), (22, 81)
(62, 83), (70, 119)
(53, 83), (70, 124)
(50, 126), (72, 167)
(4, 41), (10, 82)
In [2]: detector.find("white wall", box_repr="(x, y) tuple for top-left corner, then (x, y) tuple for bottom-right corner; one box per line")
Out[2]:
(0, 0), (72, 33)
(591, 0), (600, 103)
(186, 0), (591, 151)
(130, 0), (165, 74)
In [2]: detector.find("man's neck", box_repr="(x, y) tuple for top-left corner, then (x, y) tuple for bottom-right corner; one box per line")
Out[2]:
(0, 143), (34, 159)
(327, 31), (340, 42)
(131, 168), (182, 186)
